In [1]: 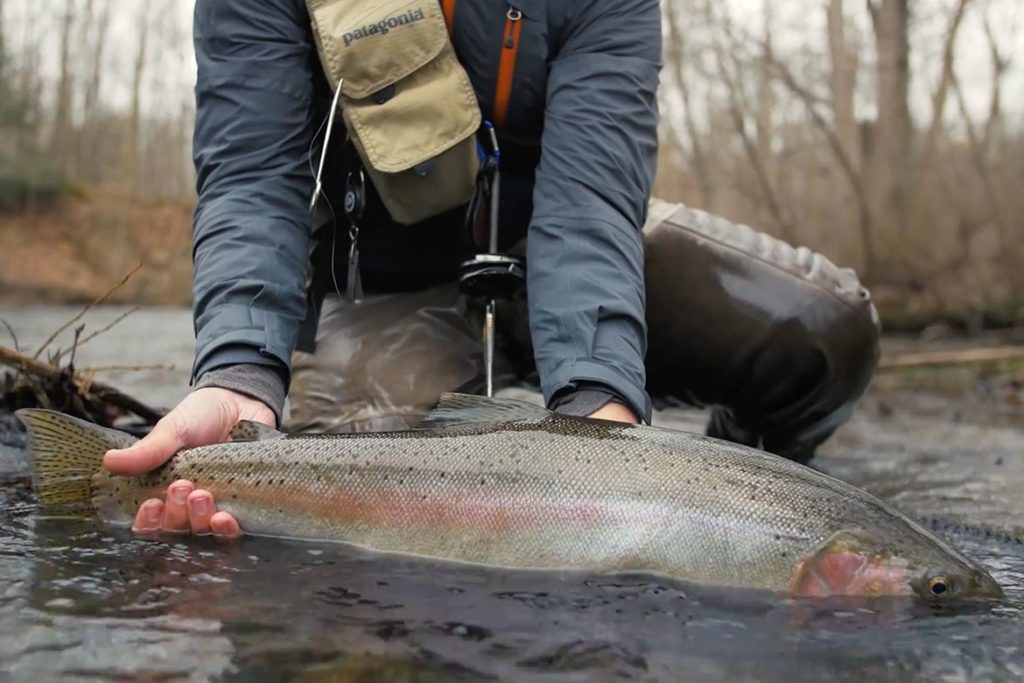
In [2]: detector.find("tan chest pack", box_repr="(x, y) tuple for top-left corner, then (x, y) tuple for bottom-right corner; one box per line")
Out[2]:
(305, 0), (482, 225)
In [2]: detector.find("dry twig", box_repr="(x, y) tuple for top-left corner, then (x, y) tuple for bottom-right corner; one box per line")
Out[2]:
(51, 306), (142, 365)
(32, 261), (143, 359)
(1, 319), (18, 351)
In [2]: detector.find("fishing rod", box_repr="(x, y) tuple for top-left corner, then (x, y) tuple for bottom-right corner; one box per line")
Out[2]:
(458, 122), (524, 396)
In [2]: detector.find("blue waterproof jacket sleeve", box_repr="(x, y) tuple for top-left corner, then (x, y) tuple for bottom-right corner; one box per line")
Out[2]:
(528, 0), (662, 422)
(191, 0), (316, 384)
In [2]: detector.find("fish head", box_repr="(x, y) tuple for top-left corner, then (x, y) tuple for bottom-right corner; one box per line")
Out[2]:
(903, 550), (1005, 603)
(790, 529), (1003, 602)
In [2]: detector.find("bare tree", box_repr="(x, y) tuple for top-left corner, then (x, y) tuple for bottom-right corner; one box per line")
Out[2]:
(78, 0), (112, 179)
(50, 0), (77, 163)
(662, 1), (716, 208)
(129, 3), (153, 195)
(708, 1), (794, 241)
(914, 0), (972, 191)
(755, 0), (777, 183)
(827, 0), (860, 171)
(82, 0), (111, 126)
(865, 0), (912, 257)
(768, 53), (878, 272)
(979, 10), (1011, 154)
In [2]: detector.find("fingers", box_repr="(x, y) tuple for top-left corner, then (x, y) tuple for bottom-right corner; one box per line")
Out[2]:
(162, 480), (193, 532)
(132, 498), (165, 533)
(104, 414), (187, 476)
(192, 492), (242, 539)
(210, 512), (242, 539)
(131, 483), (241, 540)
(187, 489), (214, 535)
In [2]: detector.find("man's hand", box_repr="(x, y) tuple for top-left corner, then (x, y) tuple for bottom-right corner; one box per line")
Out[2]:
(105, 387), (275, 539)
(587, 402), (640, 425)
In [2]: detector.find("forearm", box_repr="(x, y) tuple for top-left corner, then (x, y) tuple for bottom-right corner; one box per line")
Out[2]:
(528, 214), (650, 420)
(528, 0), (661, 423)
(190, 0), (317, 391)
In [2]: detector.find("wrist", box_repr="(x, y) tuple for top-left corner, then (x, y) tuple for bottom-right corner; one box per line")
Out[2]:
(587, 402), (639, 425)
(549, 382), (639, 424)
(193, 386), (275, 420)
(194, 364), (286, 426)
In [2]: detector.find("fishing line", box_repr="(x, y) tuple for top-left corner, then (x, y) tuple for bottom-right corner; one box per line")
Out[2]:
(327, 194), (343, 303)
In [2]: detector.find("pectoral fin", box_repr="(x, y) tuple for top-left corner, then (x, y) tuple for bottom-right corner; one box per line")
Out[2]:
(229, 421), (286, 442)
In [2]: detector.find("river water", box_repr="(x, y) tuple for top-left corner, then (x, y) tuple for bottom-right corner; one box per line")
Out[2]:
(0, 306), (1022, 682)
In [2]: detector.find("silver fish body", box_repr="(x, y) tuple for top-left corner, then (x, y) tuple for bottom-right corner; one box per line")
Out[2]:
(17, 394), (1003, 601)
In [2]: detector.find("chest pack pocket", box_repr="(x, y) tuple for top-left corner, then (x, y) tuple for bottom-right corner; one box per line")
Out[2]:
(306, 0), (481, 225)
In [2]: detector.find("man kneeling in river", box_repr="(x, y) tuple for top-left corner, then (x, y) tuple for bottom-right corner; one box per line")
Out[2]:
(104, 0), (878, 538)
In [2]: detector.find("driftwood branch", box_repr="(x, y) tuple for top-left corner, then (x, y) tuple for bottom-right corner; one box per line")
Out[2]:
(0, 344), (164, 422)
(82, 363), (173, 373)
(879, 346), (1024, 371)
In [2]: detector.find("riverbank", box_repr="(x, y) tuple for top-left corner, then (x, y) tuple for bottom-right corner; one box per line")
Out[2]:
(0, 194), (193, 307)
(2, 196), (1022, 330)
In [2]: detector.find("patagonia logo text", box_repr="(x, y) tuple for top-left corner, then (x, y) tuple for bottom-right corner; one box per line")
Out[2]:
(343, 9), (426, 47)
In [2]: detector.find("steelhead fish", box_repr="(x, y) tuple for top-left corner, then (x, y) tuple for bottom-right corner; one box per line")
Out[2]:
(17, 394), (1002, 602)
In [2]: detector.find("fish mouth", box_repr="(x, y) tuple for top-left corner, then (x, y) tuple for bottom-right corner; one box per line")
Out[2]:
(973, 571), (1006, 600)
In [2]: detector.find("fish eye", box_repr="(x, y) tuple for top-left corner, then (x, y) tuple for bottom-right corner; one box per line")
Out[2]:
(928, 576), (952, 597)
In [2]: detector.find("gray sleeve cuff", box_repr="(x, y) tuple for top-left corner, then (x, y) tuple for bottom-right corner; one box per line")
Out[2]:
(549, 383), (631, 420)
(194, 363), (287, 427)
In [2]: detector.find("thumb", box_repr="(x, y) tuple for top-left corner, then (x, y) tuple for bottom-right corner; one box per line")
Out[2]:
(104, 414), (187, 476)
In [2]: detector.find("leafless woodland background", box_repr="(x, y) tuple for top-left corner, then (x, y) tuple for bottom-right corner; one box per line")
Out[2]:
(0, 0), (1022, 325)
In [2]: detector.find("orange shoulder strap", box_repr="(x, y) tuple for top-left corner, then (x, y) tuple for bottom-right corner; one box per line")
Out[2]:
(493, 7), (523, 131)
(442, 0), (457, 36)
(443, 1), (521, 132)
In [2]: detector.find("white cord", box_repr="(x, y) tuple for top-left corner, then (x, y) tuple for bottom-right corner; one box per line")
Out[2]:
(309, 79), (345, 212)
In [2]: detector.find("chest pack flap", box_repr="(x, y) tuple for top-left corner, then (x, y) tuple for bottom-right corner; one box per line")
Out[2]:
(306, 0), (481, 225)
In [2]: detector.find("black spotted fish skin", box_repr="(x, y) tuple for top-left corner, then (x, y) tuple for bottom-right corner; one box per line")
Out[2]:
(14, 397), (1003, 599)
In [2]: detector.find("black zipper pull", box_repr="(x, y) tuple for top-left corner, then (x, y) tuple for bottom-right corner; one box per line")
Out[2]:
(343, 170), (365, 304)
(345, 231), (363, 304)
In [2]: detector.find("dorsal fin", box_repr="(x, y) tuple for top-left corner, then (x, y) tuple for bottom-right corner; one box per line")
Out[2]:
(229, 420), (286, 442)
(417, 393), (551, 429)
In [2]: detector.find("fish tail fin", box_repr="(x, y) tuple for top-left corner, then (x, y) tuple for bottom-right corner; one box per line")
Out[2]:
(15, 409), (137, 513)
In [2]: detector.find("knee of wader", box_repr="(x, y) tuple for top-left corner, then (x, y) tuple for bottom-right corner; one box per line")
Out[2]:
(709, 316), (874, 463)
(643, 201), (880, 460)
